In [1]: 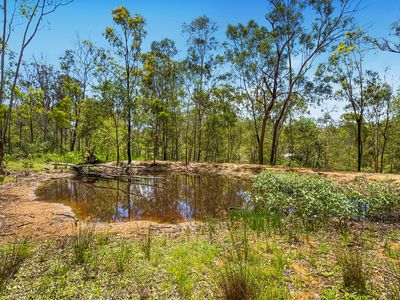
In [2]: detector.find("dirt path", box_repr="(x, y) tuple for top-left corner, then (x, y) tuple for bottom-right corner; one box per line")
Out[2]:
(1, 161), (400, 244)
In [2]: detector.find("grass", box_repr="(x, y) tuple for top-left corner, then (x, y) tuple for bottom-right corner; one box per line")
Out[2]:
(71, 224), (96, 264)
(219, 264), (256, 300)
(0, 224), (399, 299)
(382, 261), (400, 300)
(336, 246), (367, 293)
(140, 227), (152, 261)
(0, 239), (30, 290)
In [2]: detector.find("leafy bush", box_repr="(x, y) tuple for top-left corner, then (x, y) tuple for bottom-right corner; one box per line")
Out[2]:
(252, 171), (400, 226)
(252, 171), (351, 227)
(344, 177), (400, 222)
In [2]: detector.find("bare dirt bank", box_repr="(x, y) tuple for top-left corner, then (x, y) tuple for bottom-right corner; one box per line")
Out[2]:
(114, 160), (400, 183)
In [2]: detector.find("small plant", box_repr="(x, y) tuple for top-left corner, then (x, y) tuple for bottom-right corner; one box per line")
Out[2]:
(115, 243), (131, 273)
(383, 241), (400, 259)
(336, 246), (367, 293)
(219, 264), (256, 300)
(0, 239), (30, 289)
(227, 218), (250, 262)
(140, 227), (152, 261)
(70, 224), (95, 264)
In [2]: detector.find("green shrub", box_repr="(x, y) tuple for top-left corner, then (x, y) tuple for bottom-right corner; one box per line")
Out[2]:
(252, 171), (351, 228)
(252, 171), (400, 226)
(345, 177), (400, 222)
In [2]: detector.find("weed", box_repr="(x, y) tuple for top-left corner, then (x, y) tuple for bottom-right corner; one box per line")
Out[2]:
(140, 227), (152, 261)
(336, 246), (367, 293)
(115, 243), (131, 273)
(70, 224), (95, 264)
(219, 264), (256, 300)
(0, 239), (30, 289)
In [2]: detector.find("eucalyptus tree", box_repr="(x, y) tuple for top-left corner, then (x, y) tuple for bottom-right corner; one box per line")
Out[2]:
(142, 39), (184, 161)
(95, 51), (125, 164)
(60, 38), (98, 152)
(104, 6), (146, 164)
(318, 30), (369, 172)
(203, 85), (240, 162)
(23, 59), (59, 144)
(0, 0), (72, 169)
(364, 73), (393, 173)
(225, 20), (276, 165)
(182, 15), (220, 162)
(372, 19), (400, 54)
(226, 0), (355, 165)
(266, 0), (356, 166)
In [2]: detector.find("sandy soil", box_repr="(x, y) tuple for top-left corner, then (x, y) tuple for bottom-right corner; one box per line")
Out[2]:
(1, 161), (400, 244)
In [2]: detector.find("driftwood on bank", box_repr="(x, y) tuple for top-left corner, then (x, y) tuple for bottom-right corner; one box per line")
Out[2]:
(49, 162), (164, 181)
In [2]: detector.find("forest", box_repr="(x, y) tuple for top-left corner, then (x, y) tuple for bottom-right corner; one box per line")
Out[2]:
(0, 0), (399, 172)
(2, 1), (400, 300)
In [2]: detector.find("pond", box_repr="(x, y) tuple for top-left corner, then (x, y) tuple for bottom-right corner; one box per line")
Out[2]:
(35, 174), (251, 223)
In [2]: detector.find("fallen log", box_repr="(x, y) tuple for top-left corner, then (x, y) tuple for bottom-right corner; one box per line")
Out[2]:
(49, 162), (165, 181)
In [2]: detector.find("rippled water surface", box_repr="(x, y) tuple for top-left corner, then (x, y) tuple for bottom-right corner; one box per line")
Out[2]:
(35, 174), (250, 223)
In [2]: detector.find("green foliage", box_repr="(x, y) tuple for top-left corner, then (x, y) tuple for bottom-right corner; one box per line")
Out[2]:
(336, 247), (367, 294)
(70, 225), (96, 264)
(0, 239), (30, 289)
(252, 171), (400, 226)
(344, 177), (400, 222)
(219, 264), (256, 300)
(252, 171), (351, 228)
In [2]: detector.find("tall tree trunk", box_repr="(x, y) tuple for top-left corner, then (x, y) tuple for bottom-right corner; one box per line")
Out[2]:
(356, 118), (362, 172)
(380, 135), (387, 173)
(70, 104), (79, 152)
(127, 105), (132, 164)
(258, 116), (268, 165)
(114, 116), (120, 165)
(30, 116), (34, 143)
(270, 123), (279, 166)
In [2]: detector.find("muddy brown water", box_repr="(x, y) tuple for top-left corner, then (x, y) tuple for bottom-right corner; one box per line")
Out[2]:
(35, 174), (251, 223)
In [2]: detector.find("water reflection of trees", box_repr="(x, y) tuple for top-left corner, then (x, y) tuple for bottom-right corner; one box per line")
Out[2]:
(36, 175), (249, 223)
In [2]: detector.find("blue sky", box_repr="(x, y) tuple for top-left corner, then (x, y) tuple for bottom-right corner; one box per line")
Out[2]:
(10, 0), (400, 117)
